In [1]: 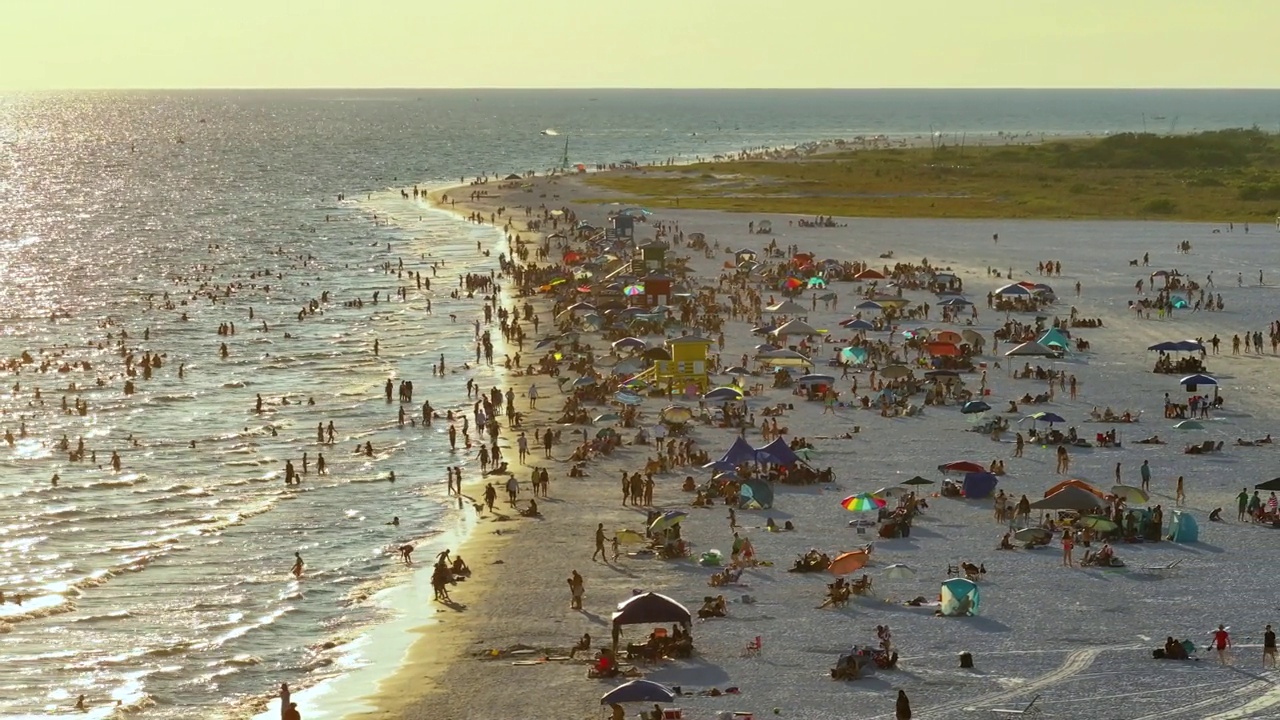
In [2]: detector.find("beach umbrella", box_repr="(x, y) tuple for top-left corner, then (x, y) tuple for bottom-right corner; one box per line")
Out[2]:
(1013, 527), (1051, 543)
(1173, 420), (1204, 430)
(642, 347), (672, 361)
(841, 493), (886, 512)
(623, 284), (645, 296)
(614, 391), (644, 406)
(594, 413), (620, 424)
(902, 475), (934, 486)
(615, 530), (647, 545)
(856, 301), (884, 311)
(938, 461), (985, 474)
(660, 405), (694, 425)
(793, 447), (818, 461)
(612, 337), (647, 351)
(773, 319), (823, 337)
(816, 291), (838, 301)
(796, 373), (835, 386)
(880, 365), (912, 380)
(962, 329), (985, 347)
(840, 318), (876, 330)
(840, 347), (869, 365)
(723, 366), (750, 375)
(995, 283), (1032, 296)
(596, 428), (619, 439)
(703, 387), (745, 402)
(924, 369), (960, 379)
(873, 486), (907, 499)
(779, 277), (805, 291)
(939, 297), (973, 307)
(754, 343), (780, 352)
(1179, 373), (1217, 386)
(1022, 411), (1066, 426)
(1255, 478), (1280, 491)
(1110, 484), (1149, 504)
(961, 400), (991, 414)
(882, 564), (917, 581)
(601, 679), (675, 706)
(829, 550), (871, 575)
(572, 377), (597, 388)
(648, 511), (687, 533)
(854, 269), (886, 280)
(1078, 516), (1119, 533)
(933, 330), (964, 345)
(702, 459), (738, 472)
(535, 336), (562, 349)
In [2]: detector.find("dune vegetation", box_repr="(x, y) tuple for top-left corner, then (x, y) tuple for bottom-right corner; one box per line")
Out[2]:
(586, 129), (1280, 221)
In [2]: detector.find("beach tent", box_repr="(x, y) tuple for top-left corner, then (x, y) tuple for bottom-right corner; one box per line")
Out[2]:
(739, 478), (774, 509)
(1029, 486), (1105, 511)
(611, 592), (692, 650)
(1168, 510), (1199, 543)
(1005, 341), (1057, 357)
(1045, 479), (1106, 500)
(719, 437), (758, 466)
(773, 319), (823, 337)
(995, 283), (1032, 296)
(765, 299), (807, 315)
(940, 578), (980, 617)
(1038, 328), (1070, 349)
(601, 680), (676, 706)
(756, 438), (801, 466)
(962, 472), (999, 498)
(840, 319), (876, 331)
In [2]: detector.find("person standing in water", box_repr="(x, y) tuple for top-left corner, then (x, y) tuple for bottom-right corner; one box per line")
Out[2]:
(291, 552), (304, 579)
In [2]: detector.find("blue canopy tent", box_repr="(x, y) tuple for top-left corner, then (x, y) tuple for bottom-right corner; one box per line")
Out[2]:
(739, 478), (774, 509)
(755, 438), (801, 466)
(1168, 510), (1199, 543)
(940, 577), (980, 616)
(962, 472), (999, 499)
(1038, 328), (1070, 350)
(719, 436), (758, 466)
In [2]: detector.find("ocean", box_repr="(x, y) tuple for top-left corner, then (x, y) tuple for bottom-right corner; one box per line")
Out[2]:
(1, 88), (1278, 719)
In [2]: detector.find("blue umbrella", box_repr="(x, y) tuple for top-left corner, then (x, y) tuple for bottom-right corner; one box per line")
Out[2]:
(840, 318), (876, 330)
(1022, 411), (1066, 425)
(703, 387), (745, 401)
(939, 297), (973, 306)
(961, 400), (991, 415)
(600, 679), (675, 705)
(1179, 373), (1217, 386)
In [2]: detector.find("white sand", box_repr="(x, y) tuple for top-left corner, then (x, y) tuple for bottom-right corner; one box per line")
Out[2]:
(361, 173), (1280, 720)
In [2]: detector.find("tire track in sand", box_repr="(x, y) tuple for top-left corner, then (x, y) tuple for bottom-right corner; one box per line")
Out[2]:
(1126, 678), (1272, 720)
(1199, 675), (1280, 720)
(919, 648), (1101, 718)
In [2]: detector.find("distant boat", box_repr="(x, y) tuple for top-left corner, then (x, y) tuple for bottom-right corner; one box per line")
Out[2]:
(542, 129), (559, 136)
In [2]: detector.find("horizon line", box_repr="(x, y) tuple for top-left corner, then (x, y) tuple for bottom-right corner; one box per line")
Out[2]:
(4, 86), (1280, 93)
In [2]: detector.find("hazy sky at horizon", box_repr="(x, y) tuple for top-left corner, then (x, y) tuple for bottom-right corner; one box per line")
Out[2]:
(4, 0), (1278, 90)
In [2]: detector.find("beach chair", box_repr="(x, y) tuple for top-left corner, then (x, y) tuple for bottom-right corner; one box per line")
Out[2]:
(662, 710), (683, 720)
(1142, 558), (1183, 576)
(990, 694), (1042, 717)
(742, 636), (762, 657)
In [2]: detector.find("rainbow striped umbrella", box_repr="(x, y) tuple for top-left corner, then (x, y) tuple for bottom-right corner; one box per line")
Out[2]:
(841, 493), (886, 512)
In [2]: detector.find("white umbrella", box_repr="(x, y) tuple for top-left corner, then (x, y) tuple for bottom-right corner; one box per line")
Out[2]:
(882, 564), (917, 581)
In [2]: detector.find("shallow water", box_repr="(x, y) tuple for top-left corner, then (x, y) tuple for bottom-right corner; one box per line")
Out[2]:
(1, 89), (1277, 718)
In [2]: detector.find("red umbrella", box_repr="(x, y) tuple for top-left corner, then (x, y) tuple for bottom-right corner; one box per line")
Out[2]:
(938, 461), (985, 474)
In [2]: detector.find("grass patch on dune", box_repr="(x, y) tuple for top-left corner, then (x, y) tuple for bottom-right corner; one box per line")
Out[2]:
(586, 129), (1280, 221)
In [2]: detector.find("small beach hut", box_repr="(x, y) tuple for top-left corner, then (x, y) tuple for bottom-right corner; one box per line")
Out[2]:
(1168, 510), (1199, 543)
(940, 578), (980, 617)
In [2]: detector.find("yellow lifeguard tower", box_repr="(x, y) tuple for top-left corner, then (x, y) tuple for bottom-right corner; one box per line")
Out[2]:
(655, 334), (713, 394)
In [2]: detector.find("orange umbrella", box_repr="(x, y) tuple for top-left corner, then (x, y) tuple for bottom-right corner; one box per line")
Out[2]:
(933, 330), (964, 345)
(829, 550), (870, 576)
(926, 341), (961, 357)
(854, 269), (886, 280)
(1044, 478), (1106, 499)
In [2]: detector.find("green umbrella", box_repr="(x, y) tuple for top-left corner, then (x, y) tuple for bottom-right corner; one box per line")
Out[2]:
(902, 476), (934, 486)
(1078, 516), (1119, 533)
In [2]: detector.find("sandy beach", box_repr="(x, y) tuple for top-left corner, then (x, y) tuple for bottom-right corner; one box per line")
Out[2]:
(355, 169), (1280, 720)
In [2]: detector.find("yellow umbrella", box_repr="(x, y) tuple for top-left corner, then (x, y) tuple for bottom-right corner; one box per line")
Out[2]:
(615, 530), (647, 545)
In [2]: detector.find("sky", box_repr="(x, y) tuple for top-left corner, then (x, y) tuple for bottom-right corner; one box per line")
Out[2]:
(3, 0), (1278, 90)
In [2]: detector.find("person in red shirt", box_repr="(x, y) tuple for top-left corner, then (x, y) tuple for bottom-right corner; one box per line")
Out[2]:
(1212, 624), (1232, 665)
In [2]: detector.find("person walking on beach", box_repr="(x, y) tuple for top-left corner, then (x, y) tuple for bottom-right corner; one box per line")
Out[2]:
(527, 383), (539, 409)
(1212, 624), (1232, 665)
(484, 482), (497, 512)
(1140, 460), (1151, 492)
(1265, 624), (1277, 668)
(593, 523), (607, 562)
(568, 570), (585, 610)
(1176, 475), (1186, 506)
(291, 552), (304, 579)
